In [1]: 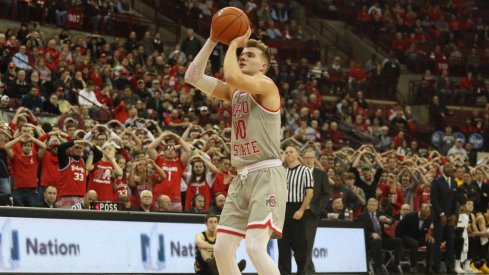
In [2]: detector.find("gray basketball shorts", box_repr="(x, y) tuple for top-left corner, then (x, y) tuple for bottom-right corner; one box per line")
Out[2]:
(217, 165), (286, 239)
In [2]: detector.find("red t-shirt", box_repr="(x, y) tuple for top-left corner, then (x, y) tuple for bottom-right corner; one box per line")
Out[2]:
(211, 172), (229, 196)
(12, 152), (39, 189)
(382, 188), (404, 216)
(40, 151), (60, 188)
(348, 66), (366, 82)
(185, 178), (211, 211)
(58, 157), (86, 197)
(87, 159), (114, 202)
(154, 157), (184, 201)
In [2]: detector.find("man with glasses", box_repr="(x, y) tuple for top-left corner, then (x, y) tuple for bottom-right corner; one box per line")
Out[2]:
(302, 148), (329, 273)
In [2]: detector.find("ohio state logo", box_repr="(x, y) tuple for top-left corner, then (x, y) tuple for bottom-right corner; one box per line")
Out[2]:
(266, 195), (277, 208)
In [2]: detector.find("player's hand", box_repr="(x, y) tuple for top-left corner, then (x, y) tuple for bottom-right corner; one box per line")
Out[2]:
(230, 27), (251, 48)
(293, 210), (304, 220)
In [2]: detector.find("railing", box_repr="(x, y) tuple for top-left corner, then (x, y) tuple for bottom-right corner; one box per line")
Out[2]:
(301, 1), (391, 55)
(303, 1), (354, 59)
(306, 16), (353, 59)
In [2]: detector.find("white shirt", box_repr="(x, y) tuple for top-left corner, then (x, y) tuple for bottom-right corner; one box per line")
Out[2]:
(13, 52), (32, 70)
(78, 89), (102, 107)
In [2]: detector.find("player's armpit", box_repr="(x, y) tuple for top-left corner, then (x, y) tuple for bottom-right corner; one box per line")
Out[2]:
(210, 80), (233, 101)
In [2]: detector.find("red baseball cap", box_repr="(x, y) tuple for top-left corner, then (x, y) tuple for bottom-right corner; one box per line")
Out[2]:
(100, 53), (107, 58)
(8, 62), (15, 68)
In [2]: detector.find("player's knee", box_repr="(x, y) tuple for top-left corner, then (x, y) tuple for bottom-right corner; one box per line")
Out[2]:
(245, 238), (262, 258)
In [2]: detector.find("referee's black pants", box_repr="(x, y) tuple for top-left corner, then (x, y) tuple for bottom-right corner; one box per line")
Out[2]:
(278, 202), (308, 275)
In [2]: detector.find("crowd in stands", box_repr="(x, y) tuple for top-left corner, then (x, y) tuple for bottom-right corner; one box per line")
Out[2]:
(0, 1), (483, 209)
(312, 0), (489, 106)
(0, 0), (136, 34)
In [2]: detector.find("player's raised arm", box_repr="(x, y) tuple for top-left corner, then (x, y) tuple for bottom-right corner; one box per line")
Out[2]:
(184, 34), (232, 102)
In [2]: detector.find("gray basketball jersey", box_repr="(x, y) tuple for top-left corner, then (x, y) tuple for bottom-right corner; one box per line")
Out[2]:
(230, 91), (282, 169)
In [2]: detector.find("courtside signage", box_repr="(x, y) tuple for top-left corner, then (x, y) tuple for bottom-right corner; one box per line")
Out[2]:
(0, 217), (366, 273)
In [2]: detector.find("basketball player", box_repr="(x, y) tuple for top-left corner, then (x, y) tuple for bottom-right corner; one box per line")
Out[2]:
(195, 214), (247, 275)
(185, 27), (286, 274)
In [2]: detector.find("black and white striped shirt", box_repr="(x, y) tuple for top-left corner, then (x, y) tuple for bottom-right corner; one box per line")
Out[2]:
(286, 165), (314, 203)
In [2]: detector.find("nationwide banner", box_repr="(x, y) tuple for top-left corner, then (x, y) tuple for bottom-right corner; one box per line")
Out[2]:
(0, 217), (367, 273)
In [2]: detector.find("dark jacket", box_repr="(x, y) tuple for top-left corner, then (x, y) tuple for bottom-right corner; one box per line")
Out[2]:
(396, 211), (432, 239)
(309, 167), (330, 217)
(357, 210), (391, 241)
(430, 175), (458, 220)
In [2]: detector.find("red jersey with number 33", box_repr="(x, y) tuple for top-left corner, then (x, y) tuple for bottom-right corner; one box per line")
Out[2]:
(58, 157), (86, 197)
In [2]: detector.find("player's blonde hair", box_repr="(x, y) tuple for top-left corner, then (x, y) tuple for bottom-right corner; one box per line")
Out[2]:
(245, 39), (270, 71)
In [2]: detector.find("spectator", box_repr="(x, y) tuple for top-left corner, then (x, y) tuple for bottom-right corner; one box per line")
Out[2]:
(381, 52), (401, 96)
(184, 155), (218, 211)
(429, 95), (447, 130)
(127, 153), (165, 207)
(208, 192), (225, 215)
(186, 193), (207, 213)
(180, 28), (202, 61)
(357, 198), (402, 273)
(395, 203), (434, 273)
(458, 71), (474, 103)
(13, 45), (31, 70)
(38, 132), (66, 201)
(20, 87), (43, 114)
(447, 138), (468, 161)
(157, 194), (172, 212)
(168, 43), (187, 66)
(72, 189), (98, 210)
(148, 131), (191, 211)
(54, 0), (68, 27)
(57, 140), (99, 209)
(350, 145), (384, 200)
(135, 190), (153, 212)
(271, 1), (289, 23)
(124, 31), (139, 53)
(5, 133), (46, 207)
(86, 141), (123, 202)
(327, 196), (345, 219)
(7, 69), (31, 99)
(38, 185), (57, 208)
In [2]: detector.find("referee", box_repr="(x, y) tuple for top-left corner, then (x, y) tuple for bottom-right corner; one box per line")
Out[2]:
(278, 146), (314, 275)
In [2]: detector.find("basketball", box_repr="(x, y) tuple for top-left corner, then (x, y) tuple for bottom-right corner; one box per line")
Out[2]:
(211, 7), (250, 45)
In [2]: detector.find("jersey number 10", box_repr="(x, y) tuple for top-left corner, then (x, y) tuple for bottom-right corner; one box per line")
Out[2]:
(234, 119), (247, 141)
